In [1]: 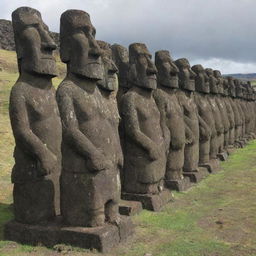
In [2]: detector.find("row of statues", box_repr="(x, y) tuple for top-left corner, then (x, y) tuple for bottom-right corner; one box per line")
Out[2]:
(6, 6), (256, 251)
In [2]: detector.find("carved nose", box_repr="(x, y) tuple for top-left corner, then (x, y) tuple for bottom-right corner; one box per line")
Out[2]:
(89, 40), (102, 58)
(42, 41), (57, 51)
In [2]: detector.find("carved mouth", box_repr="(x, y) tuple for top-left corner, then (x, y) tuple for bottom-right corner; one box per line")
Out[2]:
(148, 75), (156, 80)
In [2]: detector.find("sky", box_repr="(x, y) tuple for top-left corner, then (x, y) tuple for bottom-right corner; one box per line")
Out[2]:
(1, 0), (256, 74)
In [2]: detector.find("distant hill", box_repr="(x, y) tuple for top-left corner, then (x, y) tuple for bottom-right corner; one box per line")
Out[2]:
(0, 19), (59, 51)
(224, 73), (256, 81)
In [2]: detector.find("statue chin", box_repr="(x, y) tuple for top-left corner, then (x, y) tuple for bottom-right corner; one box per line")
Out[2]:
(71, 65), (104, 81)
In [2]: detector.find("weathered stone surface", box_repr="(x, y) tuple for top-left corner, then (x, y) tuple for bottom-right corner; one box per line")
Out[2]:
(111, 44), (130, 107)
(119, 200), (143, 216)
(4, 216), (133, 253)
(9, 7), (61, 224)
(121, 43), (167, 207)
(175, 58), (200, 174)
(192, 65), (215, 168)
(183, 167), (209, 183)
(122, 189), (173, 211)
(206, 68), (224, 165)
(154, 51), (190, 191)
(57, 10), (120, 227)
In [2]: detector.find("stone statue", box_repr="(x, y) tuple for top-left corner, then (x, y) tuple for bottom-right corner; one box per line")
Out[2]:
(192, 65), (216, 172)
(224, 77), (235, 148)
(228, 78), (243, 147)
(111, 44), (130, 108)
(153, 50), (191, 191)
(214, 70), (229, 160)
(9, 7), (61, 224)
(175, 59), (208, 182)
(234, 79), (246, 145)
(57, 10), (120, 227)
(205, 68), (222, 169)
(121, 43), (172, 210)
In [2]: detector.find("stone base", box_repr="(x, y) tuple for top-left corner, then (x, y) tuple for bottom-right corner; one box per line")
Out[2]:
(119, 200), (143, 216)
(217, 151), (228, 161)
(165, 177), (192, 191)
(4, 216), (133, 253)
(209, 159), (220, 173)
(121, 189), (173, 211)
(227, 146), (236, 155)
(183, 167), (209, 183)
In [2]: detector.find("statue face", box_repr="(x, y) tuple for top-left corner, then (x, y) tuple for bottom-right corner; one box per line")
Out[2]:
(129, 43), (157, 90)
(206, 68), (218, 94)
(60, 10), (103, 80)
(97, 41), (118, 92)
(192, 65), (209, 93)
(12, 7), (57, 77)
(227, 77), (236, 97)
(175, 58), (196, 92)
(214, 70), (224, 95)
(155, 50), (179, 89)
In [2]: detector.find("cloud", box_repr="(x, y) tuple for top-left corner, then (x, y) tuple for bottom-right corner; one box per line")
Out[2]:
(1, 0), (256, 73)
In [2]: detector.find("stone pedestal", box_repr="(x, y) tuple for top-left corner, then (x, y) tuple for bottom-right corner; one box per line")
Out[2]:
(165, 177), (192, 191)
(209, 159), (220, 173)
(217, 151), (228, 161)
(4, 216), (133, 253)
(183, 167), (209, 183)
(122, 189), (173, 211)
(227, 146), (236, 155)
(119, 200), (143, 216)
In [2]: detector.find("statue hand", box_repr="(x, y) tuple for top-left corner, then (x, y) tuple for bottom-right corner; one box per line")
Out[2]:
(39, 151), (58, 176)
(89, 152), (112, 172)
(148, 146), (161, 161)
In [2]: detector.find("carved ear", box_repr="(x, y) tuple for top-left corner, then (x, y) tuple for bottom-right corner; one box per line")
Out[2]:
(128, 64), (137, 84)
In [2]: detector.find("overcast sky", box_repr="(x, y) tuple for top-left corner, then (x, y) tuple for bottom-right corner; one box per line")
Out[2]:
(1, 0), (256, 74)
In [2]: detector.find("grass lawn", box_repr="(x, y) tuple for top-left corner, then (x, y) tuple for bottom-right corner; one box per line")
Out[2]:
(1, 49), (256, 256)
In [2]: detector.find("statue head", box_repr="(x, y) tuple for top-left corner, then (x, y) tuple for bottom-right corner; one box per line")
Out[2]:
(213, 70), (224, 95)
(97, 40), (118, 92)
(174, 58), (196, 92)
(227, 76), (236, 97)
(60, 9), (103, 80)
(12, 7), (57, 77)
(128, 43), (157, 90)
(191, 64), (209, 93)
(111, 44), (129, 89)
(206, 68), (218, 94)
(155, 50), (179, 89)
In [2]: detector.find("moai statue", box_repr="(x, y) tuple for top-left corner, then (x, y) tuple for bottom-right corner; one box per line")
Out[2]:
(245, 82), (256, 138)
(228, 78), (244, 147)
(111, 44), (130, 108)
(121, 43), (172, 211)
(97, 41), (141, 216)
(224, 77), (235, 150)
(175, 58), (208, 183)
(205, 68), (223, 170)
(192, 65), (216, 173)
(7, 7), (61, 225)
(57, 10), (126, 229)
(153, 50), (191, 191)
(234, 79), (246, 145)
(214, 70), (229, 160)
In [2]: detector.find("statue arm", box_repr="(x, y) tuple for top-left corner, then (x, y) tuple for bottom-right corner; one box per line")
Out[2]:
(198, 115), (211, 139)
(9, 88), (57, 175)
(57, 89), (110, 171)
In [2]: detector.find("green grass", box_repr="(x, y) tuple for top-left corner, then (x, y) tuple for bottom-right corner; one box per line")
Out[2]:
(1, 49), (256, 255)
